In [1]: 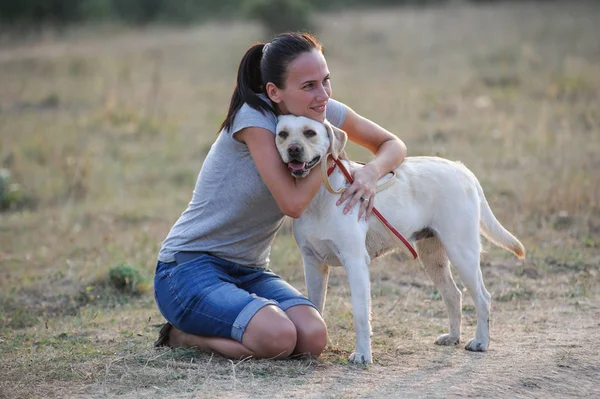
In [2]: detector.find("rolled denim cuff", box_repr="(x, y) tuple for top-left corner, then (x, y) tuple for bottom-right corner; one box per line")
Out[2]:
(278, 297), (319, 313)
(230, 295), (277, 342)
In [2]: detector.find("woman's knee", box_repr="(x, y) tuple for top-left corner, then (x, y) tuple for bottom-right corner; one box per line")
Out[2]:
(286, 306), (328, 356)
(297, 317), (328, 356)
(242, 305), (297, 359)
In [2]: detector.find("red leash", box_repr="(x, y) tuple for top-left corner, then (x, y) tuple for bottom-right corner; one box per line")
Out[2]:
(328, 159), (418, 259)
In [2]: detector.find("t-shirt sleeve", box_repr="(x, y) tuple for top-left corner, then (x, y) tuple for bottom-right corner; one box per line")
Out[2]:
(228, 103), (278, 139)
(326, 98), (347, 128)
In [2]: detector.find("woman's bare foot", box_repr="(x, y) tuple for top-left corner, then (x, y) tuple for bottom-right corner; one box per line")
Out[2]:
(154, 323), (255, 359)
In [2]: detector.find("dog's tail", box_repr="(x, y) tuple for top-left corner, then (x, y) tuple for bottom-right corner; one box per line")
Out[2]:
(476, 178), (526, 259)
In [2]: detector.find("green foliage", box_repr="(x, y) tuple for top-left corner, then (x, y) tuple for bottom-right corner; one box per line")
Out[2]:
(310, 0), (446, 6)
(0, 0), (205, 25)
(0, 299), (39, 330)
(76, 263), (150, 306)
(108, 263), (149, 295)
(0, 0), (82, 24)
(242, 0), (315, 38)
(77, 0), (114, 21)
(0, 168), (33, 212)
(0, 0), (449, 27)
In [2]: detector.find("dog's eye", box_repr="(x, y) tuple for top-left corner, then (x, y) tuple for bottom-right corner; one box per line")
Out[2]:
(278, 131), (289, 139)
(303, 129), (317, 138)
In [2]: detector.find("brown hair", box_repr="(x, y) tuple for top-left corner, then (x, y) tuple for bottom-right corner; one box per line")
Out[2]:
(219, 32), (323, 132)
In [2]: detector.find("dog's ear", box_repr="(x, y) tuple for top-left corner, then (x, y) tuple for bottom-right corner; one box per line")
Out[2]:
(324, 120), (348, 160)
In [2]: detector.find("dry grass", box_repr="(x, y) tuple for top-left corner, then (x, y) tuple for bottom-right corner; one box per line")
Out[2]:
(1, 1), (599, 398)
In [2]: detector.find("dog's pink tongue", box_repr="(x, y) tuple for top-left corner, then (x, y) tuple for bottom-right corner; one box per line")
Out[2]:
(288, 161), (306, 171)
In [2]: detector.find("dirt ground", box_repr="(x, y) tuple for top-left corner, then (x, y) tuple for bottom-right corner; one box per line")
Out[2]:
(1, 1), (599, 398)
(60, 251), (599, 399)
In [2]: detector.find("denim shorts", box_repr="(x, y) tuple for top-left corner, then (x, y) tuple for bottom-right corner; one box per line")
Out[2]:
(154, 253), (317, 342)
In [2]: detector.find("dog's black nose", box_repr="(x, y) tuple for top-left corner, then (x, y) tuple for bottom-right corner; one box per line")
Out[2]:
(287, 144), (302, 157)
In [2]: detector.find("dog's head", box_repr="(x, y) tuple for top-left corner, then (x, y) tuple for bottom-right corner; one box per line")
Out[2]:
(275, 115), (348, 178)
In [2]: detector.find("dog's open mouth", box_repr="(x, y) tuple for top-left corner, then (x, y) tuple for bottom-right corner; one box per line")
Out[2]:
(288, 156), (321, 177)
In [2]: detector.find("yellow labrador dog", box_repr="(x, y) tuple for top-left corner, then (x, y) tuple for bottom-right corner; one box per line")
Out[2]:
(275, 115), (526, 364)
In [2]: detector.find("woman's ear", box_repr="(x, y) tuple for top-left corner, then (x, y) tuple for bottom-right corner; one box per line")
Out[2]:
(265, 82), (282, 104)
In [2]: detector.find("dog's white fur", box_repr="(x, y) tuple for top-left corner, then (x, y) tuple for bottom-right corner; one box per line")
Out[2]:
(275, 114), (525, 364)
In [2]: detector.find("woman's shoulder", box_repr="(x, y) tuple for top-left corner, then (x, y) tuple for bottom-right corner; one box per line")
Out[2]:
(326, 98), (347, 128)
(230, 95), (278, 136)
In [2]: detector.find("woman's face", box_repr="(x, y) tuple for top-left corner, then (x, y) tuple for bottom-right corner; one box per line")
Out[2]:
(267, 49), (332, 123)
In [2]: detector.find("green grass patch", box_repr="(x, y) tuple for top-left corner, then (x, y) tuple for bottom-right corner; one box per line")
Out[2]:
(0, 168), (35, 211)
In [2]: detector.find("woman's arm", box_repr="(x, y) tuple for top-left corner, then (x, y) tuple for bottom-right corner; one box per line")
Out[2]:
(338, 106), (407, 219)
(236, 105), (406, 220)
(236, 126), (328, 218)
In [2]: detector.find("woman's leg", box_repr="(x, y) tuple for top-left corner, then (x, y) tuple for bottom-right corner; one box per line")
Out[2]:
(237, 266), (328, 357)
(241, 304), (297, 358)
(161, 305), (297, 359)
(155, 256), (299, 359)
(166, 327), (254, 359)
(285, 305), (328, 356)
(155, 257), (326, 360)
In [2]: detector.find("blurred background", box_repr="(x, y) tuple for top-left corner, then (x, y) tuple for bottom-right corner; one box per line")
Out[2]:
(0, 1), (504, 32)
(0, 1), (598, 397)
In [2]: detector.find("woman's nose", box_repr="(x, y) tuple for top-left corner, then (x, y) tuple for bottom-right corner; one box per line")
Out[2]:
(316, 84), (329, 100)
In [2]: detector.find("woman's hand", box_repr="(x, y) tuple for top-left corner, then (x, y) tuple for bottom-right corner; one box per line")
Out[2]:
(336, 163), (379, 220)
(335, 104), (407, 221)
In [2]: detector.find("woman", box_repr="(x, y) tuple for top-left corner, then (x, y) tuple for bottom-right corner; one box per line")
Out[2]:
(154, 32), (407, 359)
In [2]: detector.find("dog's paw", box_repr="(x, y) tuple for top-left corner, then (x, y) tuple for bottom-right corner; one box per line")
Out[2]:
(349, 352), (372, 364)
(435, 334), (460, 346)
(465, 338), (488, 352)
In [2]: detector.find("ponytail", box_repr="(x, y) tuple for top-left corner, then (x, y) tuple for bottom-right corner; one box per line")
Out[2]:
(219, 33), (323, 133)
(219, 43), (275, 133)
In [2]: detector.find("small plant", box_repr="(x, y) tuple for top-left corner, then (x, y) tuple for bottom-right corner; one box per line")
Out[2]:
(0, 168), (33, 212)
(108, 263), (149, 295)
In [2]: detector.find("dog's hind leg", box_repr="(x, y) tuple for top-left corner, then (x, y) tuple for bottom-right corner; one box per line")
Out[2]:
(302, 252), (330, 314)
(438, 227), (491, 352)
(416, 236), (462, 346)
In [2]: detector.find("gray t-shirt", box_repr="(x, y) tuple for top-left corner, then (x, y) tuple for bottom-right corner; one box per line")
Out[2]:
(158, 95), (347, 267)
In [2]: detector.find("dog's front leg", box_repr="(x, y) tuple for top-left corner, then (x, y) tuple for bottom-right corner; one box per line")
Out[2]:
(302, 252), (330, 314)
(343, 255), (372, 364)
